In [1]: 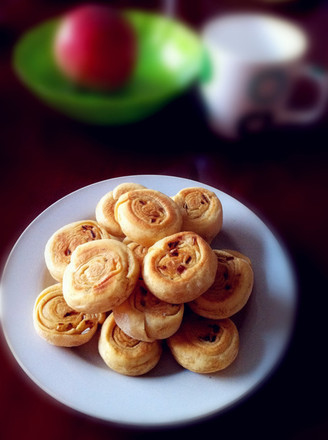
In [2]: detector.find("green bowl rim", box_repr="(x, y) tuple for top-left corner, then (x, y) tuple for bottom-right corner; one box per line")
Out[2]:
(12, 9), (205, 108)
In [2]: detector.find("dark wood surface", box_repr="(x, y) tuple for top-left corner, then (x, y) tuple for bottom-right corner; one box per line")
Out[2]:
(1, 1), (328, 439)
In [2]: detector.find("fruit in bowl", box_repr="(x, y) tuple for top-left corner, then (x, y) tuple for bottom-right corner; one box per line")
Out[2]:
(14, 8), (204, 124)
(53, 4), (137, 90)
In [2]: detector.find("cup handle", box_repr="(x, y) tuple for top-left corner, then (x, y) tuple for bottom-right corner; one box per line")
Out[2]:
(277, 65), (328, 125)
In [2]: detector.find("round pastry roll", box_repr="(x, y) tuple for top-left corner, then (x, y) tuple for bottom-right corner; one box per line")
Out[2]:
(33, 283), (105, 347)
(123, 237), (148, 265)
(142, 231), (218, 303)
(172, 187), (223, 243)
(62, 239), (140, 314)
(112, 182), (146, 200)
(95, 191), (125, 239)
(98, 314), (162, 376)
(45, 220), (110, 281)
(114, 189), (182, 247)
(167, 312), (239, 373)
(188, 249), (254, 319)
(113, 278), (184, 342)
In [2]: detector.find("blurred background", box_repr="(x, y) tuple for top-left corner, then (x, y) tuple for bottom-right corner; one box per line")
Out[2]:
(1, 0), (328, 439)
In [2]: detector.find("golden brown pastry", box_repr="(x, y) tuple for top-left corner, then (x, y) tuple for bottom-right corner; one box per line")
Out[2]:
(172, 187), (223, 243)
(123, 237), (148, 265)
(167, 312), (239, 373)
(112, 182), (146, 200)
(114, 189), (183, 247)
(44, 220), (111, 282)
(188, 249), (254, 319)
(142, 231), (218, 303)
(113, 278), (184, 342)
(33, 283), (105, 347)
(62, 239), (140, 314)
(95, 191), (125, 239)
(98, 314), (162, 376)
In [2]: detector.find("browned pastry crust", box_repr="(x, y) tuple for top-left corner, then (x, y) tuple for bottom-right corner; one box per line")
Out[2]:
(188, 249), (254, 319)
(167, 312), (239, 373)
(112, 182), (146, 200)
(98, 314), (162, 376)
(62, 239), (140, 314)
(114, 189), (183, 247)
(172, 187), (223, 243)
(123, 237), (148, 265)
(142, 231), (218, 303)
(113, 278), (184, 342)
(44, 220), (110, 282)
(95, 191), (125, 239)
(33, 283), (105, 347)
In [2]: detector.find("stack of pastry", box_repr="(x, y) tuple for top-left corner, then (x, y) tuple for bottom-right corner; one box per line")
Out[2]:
(33, 182), (254, 376)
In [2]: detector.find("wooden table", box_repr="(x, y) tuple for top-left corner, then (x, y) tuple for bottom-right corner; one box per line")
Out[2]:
(1, 1), (328, 438)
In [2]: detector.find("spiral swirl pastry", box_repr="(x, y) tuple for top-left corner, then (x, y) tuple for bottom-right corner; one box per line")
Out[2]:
(114, 189), (183, 247)
(172, 187), (223, 243)
(98, 314), (162, 376)
(188, 249), (254, 319)
(44, 220), (111, 282)
(123, 237), (148, 265)
(62, 239), (140, 314)
(113, 278), (184, 342)
(142, 231), (218, 304)
(33, 283), (105, 347)
(167, 312), (239, 373)
(95, 191), (125, 239)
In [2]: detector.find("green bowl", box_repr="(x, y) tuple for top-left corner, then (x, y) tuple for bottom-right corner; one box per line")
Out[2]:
(13, 10), (204, 124)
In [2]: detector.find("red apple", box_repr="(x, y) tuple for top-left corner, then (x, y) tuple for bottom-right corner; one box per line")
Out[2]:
(53, 4), (137, 90)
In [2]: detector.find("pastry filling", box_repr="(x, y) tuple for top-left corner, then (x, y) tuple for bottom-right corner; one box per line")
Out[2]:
(197, 323), (221, 343)
(183, 190), (211, 219)
(113, 324), (140, 348)
(133, 280), (180, 315)
(38, 292), (97, 334)
(157, 237), (199, 280)
(133, 197), (166, 224)
(205, 255), (236, 300)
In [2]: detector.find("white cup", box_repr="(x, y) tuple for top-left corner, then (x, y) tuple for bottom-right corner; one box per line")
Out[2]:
(200, 12), (328, 138)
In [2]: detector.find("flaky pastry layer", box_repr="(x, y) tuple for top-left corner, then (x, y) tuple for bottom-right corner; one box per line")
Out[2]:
(172, 187), (223, 243)
(167, 312), (239, 373)
(95, 191), (125, 238)
(142, 231), (218, 303)
(62, 239), (140, 314)
(189, 249), (254, 319)
(113, 278), (184, 341)
(123, 237), (148, 265)
(33, 283), (105, 347)
(45, 220), (110, 281)
(112, 182), (146, 200)
(114, 189), (182, 247)
(98, 314), (162, 376)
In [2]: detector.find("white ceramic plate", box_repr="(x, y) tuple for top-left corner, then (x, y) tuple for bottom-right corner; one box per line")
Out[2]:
(0, 175), (297, 427)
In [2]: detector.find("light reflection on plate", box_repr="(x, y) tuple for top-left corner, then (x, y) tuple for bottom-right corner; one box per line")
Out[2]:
(0, 175), (297, 427)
